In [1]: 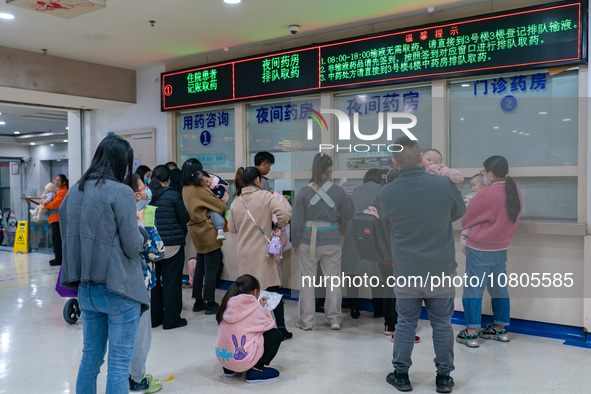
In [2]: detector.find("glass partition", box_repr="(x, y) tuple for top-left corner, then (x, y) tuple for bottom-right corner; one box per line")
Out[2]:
(177, 107), (235, 173)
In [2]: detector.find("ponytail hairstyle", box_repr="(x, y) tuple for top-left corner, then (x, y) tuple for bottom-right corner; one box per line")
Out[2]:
(216, 274), (261, 324)
(57, 174), (69, 189)
(483, 155), (521, 223)
(181, 158), (203, 187)
(148, 164), (171, 195)
(310, 153), (333, 188)
(234, 166), (262, 196)
(363, 168), (389, 185)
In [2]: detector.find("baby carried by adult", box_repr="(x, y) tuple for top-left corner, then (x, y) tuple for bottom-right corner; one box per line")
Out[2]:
(30, 182), (56, 222)
(193, 170), (229, 241)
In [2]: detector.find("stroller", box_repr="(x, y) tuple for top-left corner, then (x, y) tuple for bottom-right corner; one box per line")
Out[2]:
(55, 266), (81, 324)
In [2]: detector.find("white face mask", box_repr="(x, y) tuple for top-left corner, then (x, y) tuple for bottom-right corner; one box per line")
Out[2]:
(482, 174), (492, 186)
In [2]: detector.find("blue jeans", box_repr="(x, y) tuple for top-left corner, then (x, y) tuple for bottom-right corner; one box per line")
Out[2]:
(210, 211), (225, 230)
(76, 282), (141, 394)
(462, 247), (510, 328)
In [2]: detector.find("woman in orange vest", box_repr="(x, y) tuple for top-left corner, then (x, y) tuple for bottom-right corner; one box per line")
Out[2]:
(45, 174), (68, 266)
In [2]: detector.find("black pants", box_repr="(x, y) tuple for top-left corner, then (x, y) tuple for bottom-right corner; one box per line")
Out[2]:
(51, 222), (62, 262)
(266, 286), (286, 327)
(254, 328), (283, 369)
(378, 263), (398, 327)
(193, 248), (222, 303)
(151, 247), (185, 328)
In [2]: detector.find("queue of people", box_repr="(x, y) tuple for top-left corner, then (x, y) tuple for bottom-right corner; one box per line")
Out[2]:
(51, 133), (521, 392)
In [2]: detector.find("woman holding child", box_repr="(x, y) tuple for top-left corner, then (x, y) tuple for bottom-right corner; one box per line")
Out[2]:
(183, 161), (227, 315)
(228, 167), (292, 339)
(456, 155), (522, 348)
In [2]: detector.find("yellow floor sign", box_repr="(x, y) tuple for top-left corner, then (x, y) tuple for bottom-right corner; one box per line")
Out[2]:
(13, 221), (28, 254)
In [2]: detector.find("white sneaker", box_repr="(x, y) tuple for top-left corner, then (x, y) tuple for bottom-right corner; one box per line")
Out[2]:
(216, 232), (226, 241)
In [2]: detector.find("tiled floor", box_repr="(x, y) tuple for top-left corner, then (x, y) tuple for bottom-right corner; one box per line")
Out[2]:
(1, 249), (590, 393)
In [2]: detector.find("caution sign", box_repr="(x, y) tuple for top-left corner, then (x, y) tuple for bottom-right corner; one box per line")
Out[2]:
(13, 221), (28, 254)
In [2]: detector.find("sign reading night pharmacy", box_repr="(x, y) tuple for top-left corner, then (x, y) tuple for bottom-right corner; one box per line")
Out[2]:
(161, 1), (585, 110)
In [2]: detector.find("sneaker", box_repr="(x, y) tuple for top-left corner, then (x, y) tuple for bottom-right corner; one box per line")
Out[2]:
(456, 329), (479, 348)
(192, 299), (206, 312)
(478, 324), (510, 342)
(204, 302), (220, 315)
(216, 230), (226, 241)
(390, 334), (420, 343)
(384, 325), (395, 335)
(145, 378), (162, 394)
(223, 367), (236, 377)
(386, 370), (412, 392)
(245, 367), (280, 383)
(295, 320), (312, 331)
(435, 374), (454, 393)
(49, 259), (61, 266)
(278, 326), (293, 339)
(129, 377), (150, 391)
(330, 323), (341, 330)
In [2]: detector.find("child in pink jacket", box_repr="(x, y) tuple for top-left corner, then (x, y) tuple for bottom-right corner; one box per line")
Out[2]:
(215, 274), (283, 383)
(421, 148), (464, 183)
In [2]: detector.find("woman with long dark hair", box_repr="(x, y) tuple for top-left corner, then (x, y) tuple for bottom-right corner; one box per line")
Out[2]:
(148, 164), (190, 329)
(59, 135), (149, 393)
(291, 153), (354, 331)
(183, 162), (226, 315)
(45, 173), (69, 266)
(456, 155), (522, 348)
(227, 167), (292, 339)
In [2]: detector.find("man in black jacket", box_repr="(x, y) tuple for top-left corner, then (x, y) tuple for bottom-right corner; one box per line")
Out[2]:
(380, 136), (465, 393)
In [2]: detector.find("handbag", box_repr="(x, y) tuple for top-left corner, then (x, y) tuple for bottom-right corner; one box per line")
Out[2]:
(239, 196), (283, 259)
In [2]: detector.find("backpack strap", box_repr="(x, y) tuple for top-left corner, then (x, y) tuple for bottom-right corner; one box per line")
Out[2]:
(308, 181), (335, 208)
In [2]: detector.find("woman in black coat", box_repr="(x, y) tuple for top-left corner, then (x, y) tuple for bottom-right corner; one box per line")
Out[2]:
(149, 165), (191, 329)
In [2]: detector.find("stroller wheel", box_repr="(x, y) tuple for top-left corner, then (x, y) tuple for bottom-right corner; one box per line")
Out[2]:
(63, 298), (80, 324)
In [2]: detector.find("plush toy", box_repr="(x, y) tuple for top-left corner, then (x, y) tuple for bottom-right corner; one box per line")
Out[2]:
(30, 182), (56, 222)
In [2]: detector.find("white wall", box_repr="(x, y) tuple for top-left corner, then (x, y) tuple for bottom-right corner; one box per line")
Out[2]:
(27, 144), (69, 196)
(88, 66), (168, 166)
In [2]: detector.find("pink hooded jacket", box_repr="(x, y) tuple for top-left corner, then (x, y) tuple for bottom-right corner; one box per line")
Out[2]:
(426, 163), (464, 183)
(215, 294), (276, 372)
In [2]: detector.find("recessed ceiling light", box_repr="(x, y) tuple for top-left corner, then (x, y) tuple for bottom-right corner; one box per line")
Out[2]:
(224, 0), (241, 4)
(512, 130), (517, 133)
(538, 111), (548, 115)
(13, 131), (20, 134)
(66, 126), (69, 130)
(30, 142), (35, 146)
(562, 118), (571, 122)
(460, 117), (464, 121)
(493, 126), (499, 129)
(0, 121), (5, 125)
(63, 139), (68, 142)
(524, 133), (530, 136)
(461, 84), (470, 87)
(519, 132), (524, 134)
(50, 144), (55, 147)
(89, 33), (108, 39)
(0, 13), (15, 20)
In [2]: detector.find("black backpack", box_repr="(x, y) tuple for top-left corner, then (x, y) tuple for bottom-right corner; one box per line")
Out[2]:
(351, 209), (391, 263)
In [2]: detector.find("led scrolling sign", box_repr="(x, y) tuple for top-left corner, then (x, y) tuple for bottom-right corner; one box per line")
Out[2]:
(161, 1), (585, 111)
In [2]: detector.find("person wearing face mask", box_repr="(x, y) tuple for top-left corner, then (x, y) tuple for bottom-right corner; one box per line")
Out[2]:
(6, 210), (17, 247)
(456, 155), (522, 349)
(148, 165), (191, 330)
(43, 174), (69, 266)
(135, 165), (152, 188)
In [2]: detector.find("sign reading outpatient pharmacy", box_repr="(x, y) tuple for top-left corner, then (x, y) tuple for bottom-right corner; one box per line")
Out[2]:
(161, 1), (585, 110)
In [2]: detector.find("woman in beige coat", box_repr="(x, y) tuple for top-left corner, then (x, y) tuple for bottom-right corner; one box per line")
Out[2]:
(228, 166), (292, 339)
(183, 167), (227, 315)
